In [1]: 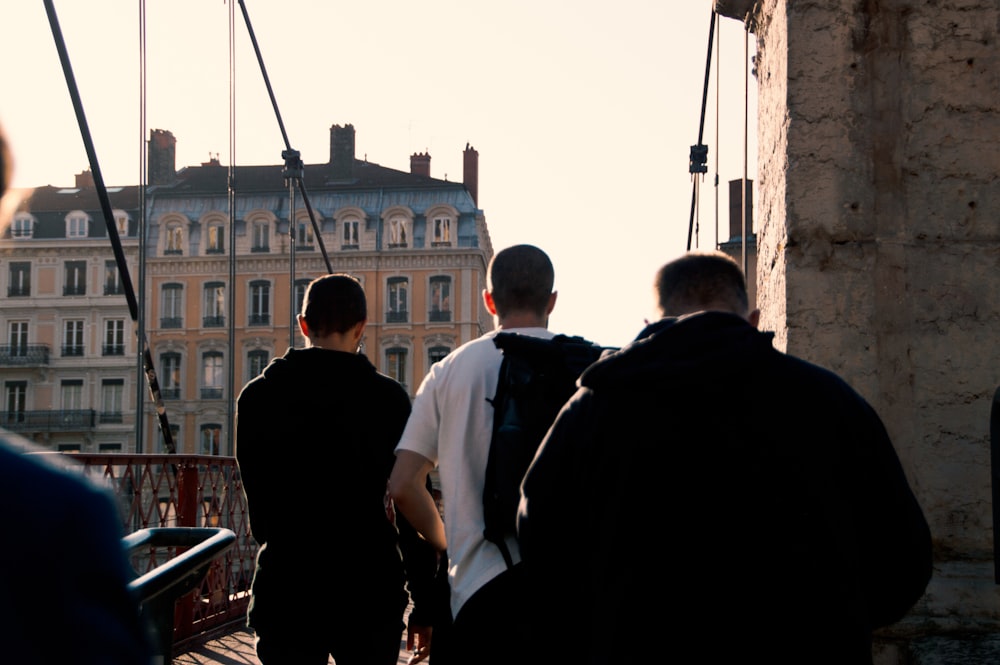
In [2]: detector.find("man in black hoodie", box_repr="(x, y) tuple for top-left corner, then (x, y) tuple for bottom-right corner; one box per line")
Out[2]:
(236, 273), (436, 665)
(517, 250), (932, 665)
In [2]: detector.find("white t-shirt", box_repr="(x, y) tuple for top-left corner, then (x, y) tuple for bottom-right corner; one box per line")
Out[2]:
(395, 327), (555, 618)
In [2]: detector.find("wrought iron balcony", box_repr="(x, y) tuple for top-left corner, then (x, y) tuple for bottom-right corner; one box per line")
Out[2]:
(203, 316), (226, 328)
(0, 344), (49, 366)
(99, 411), (124, 424)
(103, 344), (126, 356)
(248, 314), (270, 326)
(428, 309), (452, 322)
(0, 409), (96, 431)
(160, 317), (183, 329)
(386, 310), (408, 323)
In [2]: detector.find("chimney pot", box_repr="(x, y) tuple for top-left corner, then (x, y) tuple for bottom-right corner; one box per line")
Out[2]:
(329, 123), (356, 179)
(75, 170), (95, 188)
(463, 144), (479, 206)
(148, 129), (177, 186)
(410, 152), (431, 177)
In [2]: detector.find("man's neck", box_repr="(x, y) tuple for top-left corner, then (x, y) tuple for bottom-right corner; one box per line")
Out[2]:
(496, 313), (547, 330)
(308, 331), (356, 353)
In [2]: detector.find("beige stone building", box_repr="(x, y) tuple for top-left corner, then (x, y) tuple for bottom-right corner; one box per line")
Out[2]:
(716, 0), (1000, 661)
(1, 123), (493, 457)
(0, 180), (141, 453)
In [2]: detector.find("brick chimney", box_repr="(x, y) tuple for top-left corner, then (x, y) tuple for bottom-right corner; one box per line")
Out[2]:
(329, 123), (356, 179)
(75, 170), (95, 188)
(410, 152), (431, 177)
(148, 129), (176, 186)
(463, 143), (479, 206)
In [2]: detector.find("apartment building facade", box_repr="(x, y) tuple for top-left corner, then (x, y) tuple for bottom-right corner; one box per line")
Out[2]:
(1, 123), (493, 455)
(0, 179), (141, 453)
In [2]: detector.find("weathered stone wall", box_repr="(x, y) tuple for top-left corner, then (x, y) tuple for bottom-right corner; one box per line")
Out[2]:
(740, 0), (1000, 659)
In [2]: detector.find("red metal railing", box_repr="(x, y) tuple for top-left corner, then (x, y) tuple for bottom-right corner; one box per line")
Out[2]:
(73, 454), (258, 650)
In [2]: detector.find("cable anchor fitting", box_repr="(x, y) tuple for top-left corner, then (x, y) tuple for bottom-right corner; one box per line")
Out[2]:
(281, 149), (304, 183)
(689, 144), (708, 178)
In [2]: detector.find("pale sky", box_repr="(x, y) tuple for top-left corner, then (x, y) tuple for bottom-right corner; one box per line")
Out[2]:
(2, 0), (757, 349)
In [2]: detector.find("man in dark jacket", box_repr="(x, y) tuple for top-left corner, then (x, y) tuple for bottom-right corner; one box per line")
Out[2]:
(517, 250), (933, 665)
(236, 273), (436, 665)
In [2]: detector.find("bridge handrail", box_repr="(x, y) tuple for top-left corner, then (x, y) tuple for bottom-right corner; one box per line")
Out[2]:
(123, 527), (237, 659)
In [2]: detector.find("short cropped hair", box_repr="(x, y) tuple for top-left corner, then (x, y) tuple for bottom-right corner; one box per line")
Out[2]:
(487, 244), (555, 318)
(655, 250), (749, 317)
(301, 273), (367, 337)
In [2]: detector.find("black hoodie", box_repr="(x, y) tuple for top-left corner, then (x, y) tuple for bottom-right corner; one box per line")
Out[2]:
(518, 312), (932, 665)
(236, 346), (437, 631)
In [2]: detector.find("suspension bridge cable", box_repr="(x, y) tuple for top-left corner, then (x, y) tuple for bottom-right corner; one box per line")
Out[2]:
(687, 8), (716, 250)
(227, 0), (238, 456)
(43, 0), (175, 454)
(135, 0), (148, 453)
(742, 25), (749, 276)
(235, 0), (333, 276)
(714, 14), (720, 249)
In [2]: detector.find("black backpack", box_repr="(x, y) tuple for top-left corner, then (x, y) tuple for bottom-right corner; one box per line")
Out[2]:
(483, 332), (610, 568)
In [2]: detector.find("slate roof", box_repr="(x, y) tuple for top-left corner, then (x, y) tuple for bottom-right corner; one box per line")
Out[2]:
(8, 153), (474, 242)
(9, 185), (142, 240)
(158, 159), (467, 197)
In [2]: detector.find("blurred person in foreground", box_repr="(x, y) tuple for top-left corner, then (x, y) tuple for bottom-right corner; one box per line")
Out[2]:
(517, 249), (933, 665)
(235, 273), (436, 665)
(0, 122), (152, 664)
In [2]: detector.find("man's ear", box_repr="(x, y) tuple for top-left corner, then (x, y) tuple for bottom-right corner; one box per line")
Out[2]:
(297, 313), (310, 337)
(545, 291), (557, 315)
(748, 308), (761, 329)
(352, 319), (367, 342)
(483, 289), (497, 315)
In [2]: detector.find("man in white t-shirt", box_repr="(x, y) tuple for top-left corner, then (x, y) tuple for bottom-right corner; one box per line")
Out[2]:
(389, 244), (558, 665)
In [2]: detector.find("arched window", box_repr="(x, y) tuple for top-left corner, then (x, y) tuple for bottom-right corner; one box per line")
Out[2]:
(432, 217), (452, 245)
(200, 423), (222, 455)
(342, 218), (360, 249)
(388, 217), (409, 247)
(165, 224), (184, 255)
(428, 346), (450, 366)
(205, 221), (225, 254)
(100, 379), (125, 423)
(249, 280), (271, 326)
(295, 278), (311, 315)
(252, 220), (270, 252)
(66, 211), (88, 238)
(202, 351), (224, 399)
(11, 213), (34, 239)
(247, 349), (269, 382)
(429, 276), (452, 322)
(296, 218), (315, 250)
(387, 277), (409, 323)
(203, 282), (226, 328)
(161, 283), (183, 328)
(160, 352), (182, 399)
(385, 347), (408, 388)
